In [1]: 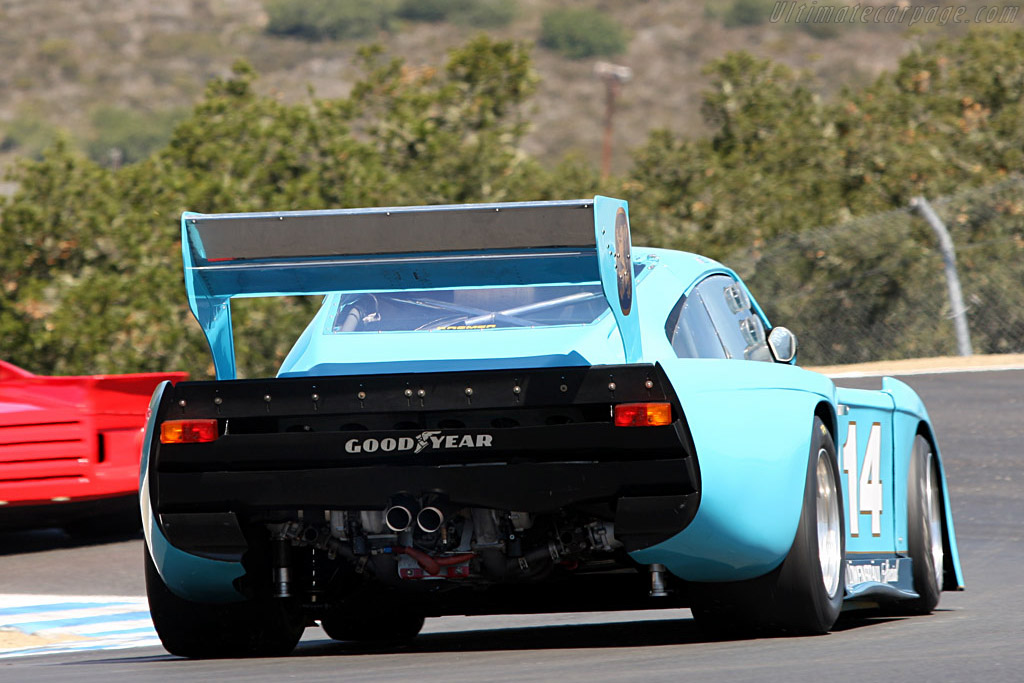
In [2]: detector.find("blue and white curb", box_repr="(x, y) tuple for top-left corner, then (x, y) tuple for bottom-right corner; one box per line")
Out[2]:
(0, 595), (160, 658)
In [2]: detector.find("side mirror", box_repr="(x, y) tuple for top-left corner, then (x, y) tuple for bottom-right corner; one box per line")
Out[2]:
(768, 326), (798, 364)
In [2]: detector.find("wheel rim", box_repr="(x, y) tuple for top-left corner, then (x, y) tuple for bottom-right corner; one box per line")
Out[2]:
(924, 451), (945, 591)
(816, 449), (842, 598)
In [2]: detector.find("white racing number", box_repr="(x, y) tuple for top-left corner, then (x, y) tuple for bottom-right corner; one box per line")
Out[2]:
(841, 421), (883, 537)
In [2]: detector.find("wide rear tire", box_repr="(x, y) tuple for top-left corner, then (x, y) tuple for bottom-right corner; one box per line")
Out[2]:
(766, 418), (845, 633)
(145, 548), (305, 658)
(691, 417), (845, 635)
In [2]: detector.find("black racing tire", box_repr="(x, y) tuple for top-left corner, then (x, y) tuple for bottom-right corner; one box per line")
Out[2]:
(145, 547), (305, 658)
(320, 598), (425, 643)
(764, 417), (846, 633)
(897, 434), (945, 614)
(691, 417), (845, 636)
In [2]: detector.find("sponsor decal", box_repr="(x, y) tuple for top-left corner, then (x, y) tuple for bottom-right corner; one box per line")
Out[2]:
(345, 430), (494, 455)
(845, 558), (902, 586)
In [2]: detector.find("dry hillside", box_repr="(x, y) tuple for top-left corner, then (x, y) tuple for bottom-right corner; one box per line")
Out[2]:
(0, 0), (1016, 183)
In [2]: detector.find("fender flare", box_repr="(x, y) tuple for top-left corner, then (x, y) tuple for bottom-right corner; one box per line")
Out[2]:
(630, 361), (837, 581)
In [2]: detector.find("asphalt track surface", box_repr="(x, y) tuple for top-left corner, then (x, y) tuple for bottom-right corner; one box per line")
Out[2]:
(1, 369), (1021, 682)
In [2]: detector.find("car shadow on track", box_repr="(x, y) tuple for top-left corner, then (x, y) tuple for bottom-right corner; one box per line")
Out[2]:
(0, 527), (143, 556)
(287, 612), (908, 656)
(81, 611), (928, 664)
(305, 619), (706, 654)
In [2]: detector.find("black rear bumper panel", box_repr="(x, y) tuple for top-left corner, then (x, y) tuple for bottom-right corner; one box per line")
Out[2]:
(151, 364), (701, 552)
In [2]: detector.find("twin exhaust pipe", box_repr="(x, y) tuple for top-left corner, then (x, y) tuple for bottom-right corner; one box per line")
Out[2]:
(384, 504), (445, 533)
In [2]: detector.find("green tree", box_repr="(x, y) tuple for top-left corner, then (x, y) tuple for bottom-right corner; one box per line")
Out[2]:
(627, 29), (1024, 363)
(834, 28), (1024, 211)
(723, 0), (773, 27)
(396, 0), (516, 27)
(630, 30), (1024, 257)
(539, 8), (628, 60)
(630, 52), (845, 259)
(0, 39), (575, 378)
(0, 137), (202, 374)
(86, 106), (187, 167)
(263, 0), (396, 41)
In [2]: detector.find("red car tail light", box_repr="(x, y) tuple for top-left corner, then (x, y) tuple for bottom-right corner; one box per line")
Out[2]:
(613, 402), (672, 427)
(160, 419), (219, 444)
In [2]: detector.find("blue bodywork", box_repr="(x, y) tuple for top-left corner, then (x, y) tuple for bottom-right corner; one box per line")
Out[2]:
(145, 197), (964, 605)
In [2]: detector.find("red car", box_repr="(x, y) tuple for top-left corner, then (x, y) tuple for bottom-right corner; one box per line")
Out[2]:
(0, 359), (186, 532)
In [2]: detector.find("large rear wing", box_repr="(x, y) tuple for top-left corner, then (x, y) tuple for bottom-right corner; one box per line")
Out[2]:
(181, 197), (641, 378)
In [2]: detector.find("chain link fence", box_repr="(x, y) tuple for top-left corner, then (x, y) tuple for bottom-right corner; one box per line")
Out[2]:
(728, 177), (1024, 366)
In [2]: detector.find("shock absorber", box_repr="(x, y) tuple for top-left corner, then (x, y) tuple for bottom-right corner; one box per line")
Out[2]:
(272, 537), (291, 598)
(649, 563), (669, 598)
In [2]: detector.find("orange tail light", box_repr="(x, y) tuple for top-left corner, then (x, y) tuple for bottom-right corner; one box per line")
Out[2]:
(160, 419), (219, 444)
(613, 402), (672, 427)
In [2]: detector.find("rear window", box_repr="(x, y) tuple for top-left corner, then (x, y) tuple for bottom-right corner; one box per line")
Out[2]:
(329, 284), (610, 333)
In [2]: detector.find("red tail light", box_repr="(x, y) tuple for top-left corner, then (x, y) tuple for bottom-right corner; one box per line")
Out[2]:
(160, 419), (219, 444)
(613, 402), (672, 427)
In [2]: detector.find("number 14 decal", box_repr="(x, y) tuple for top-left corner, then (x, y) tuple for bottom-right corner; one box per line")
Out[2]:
(842, 421), (883, 537)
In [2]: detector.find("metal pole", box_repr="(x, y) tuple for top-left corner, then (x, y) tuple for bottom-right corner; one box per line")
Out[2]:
(912, 196), (972, 356)
(593, 62), (632, 182)
(600, 77), (619, 181)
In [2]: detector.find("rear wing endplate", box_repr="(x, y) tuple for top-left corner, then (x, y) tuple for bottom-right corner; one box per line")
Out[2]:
(181, 197), (641, 378)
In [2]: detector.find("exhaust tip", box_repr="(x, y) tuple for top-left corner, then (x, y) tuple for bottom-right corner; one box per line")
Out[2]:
(417, 506), (444, 533)
(384, 505), (413, 532)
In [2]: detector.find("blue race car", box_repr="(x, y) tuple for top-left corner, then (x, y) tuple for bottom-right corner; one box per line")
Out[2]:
(141, 197), (964, 657)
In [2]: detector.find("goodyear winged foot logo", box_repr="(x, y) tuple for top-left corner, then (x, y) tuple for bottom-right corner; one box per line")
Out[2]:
(344, 430), (493, 454)
(414, 430), (441, 453)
